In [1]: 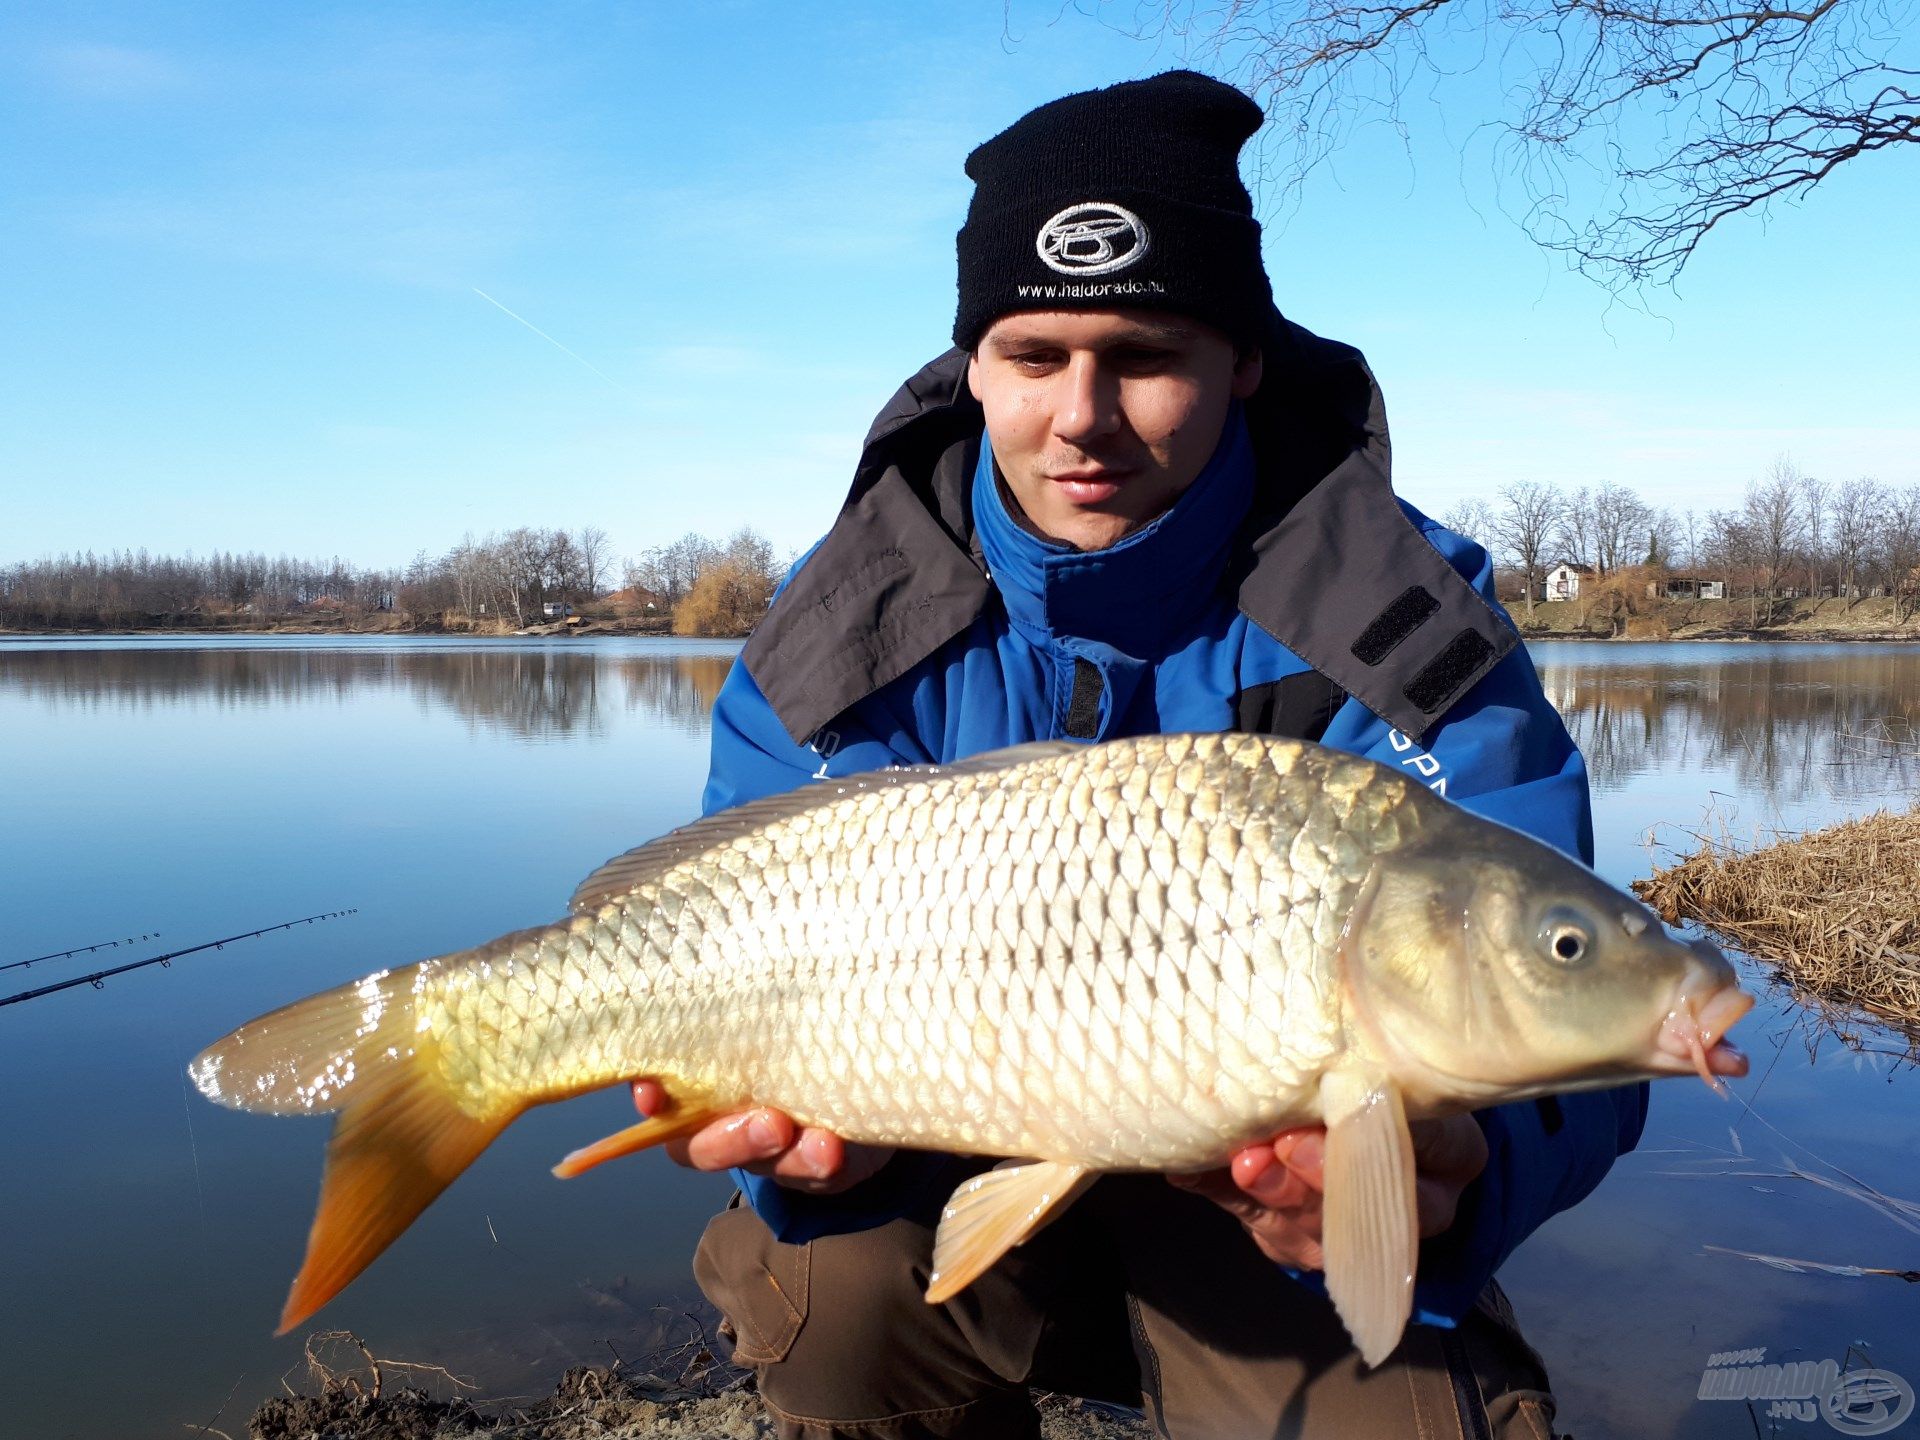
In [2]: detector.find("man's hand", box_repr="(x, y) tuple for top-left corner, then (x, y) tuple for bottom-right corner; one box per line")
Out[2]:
(632, 1079), (895, 1195)
(1168, 1115), (1489, 1269)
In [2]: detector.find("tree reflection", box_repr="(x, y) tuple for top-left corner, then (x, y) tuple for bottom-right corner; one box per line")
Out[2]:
(1535, 646), (1920, 800)
(0, 643), (738, 740)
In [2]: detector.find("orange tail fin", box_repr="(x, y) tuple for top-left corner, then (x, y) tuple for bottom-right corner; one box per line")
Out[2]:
(188, 961), (527, 1334)
(277, 1063), (520, 1334)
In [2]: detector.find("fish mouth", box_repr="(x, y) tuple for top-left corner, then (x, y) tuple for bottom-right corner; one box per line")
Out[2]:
(1651, 966), (1755, 1093)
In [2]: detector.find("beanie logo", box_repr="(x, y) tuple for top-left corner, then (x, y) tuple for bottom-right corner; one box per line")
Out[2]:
(1036, 202), (1150, 277)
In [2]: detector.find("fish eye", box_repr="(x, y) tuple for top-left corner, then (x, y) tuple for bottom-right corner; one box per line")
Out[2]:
(1540, 907), (1593, 966)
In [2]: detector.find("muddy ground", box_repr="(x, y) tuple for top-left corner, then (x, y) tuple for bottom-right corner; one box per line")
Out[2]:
(246, 1365), (1153, 1439)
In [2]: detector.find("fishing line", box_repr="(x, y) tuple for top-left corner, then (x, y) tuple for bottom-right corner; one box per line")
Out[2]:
(1, 932), (161, 973)
(0, 910), (358, 1009)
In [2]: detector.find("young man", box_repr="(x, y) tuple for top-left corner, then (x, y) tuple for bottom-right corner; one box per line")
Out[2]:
(640, 70), (1635, 1439)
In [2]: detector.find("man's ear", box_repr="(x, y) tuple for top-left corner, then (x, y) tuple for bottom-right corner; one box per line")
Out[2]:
(1231, 347), (1264, 400)
(966, 351), (983, 402)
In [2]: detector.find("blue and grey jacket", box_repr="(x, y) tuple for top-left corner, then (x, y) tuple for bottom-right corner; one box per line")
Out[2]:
(698, 312), (1646, 1327)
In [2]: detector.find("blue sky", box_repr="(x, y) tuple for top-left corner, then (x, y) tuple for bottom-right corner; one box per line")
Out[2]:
(3, 3), (1916, 571)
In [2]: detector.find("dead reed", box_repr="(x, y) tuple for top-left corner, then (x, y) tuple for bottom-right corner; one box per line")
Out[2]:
(1634, 808), (1920, 1032)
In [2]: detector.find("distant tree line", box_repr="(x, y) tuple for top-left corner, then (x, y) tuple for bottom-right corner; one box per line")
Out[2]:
(0, 524), (788, 636)
(1440, 462), (1920, 629)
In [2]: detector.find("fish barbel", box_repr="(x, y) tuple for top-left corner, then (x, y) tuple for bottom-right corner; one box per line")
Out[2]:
(190, 732), (1751, 1363)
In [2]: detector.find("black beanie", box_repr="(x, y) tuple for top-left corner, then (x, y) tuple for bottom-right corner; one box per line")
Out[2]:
(953, 70), (1273, 351)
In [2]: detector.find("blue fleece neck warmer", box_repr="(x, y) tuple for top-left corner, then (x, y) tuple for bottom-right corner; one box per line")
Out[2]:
(972, 402), (1255, 657)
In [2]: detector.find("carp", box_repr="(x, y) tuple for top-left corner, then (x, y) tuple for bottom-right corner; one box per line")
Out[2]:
(190, 732), (1749, 1363)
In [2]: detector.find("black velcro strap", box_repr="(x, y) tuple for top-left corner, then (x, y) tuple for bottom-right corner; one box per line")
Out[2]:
(1351, 586), (1439, 666)
(1535, 1095), (1564, 1136)
(1064, 658), (1103, 739)
(1403, 628), (1496, 714)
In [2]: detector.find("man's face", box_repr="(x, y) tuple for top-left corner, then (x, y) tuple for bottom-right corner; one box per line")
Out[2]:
(967, 309), (1263, 552)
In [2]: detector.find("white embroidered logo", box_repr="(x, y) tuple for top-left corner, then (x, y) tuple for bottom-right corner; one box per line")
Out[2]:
(1035, 202), (1150, 276)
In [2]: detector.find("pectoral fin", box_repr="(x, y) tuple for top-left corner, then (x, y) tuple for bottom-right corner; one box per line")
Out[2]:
(552, 1089), (720, 1178)
(1319, 1068), (1418, 1368)
(925, 1160), (1094, 1304)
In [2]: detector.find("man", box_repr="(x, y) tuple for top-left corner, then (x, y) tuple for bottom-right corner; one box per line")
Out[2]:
(636, 70), (1640, 1439)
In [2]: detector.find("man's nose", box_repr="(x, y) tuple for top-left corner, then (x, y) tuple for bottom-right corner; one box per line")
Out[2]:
(1051, 355), (1121, 446)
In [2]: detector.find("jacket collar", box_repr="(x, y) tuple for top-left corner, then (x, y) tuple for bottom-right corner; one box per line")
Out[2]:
(973, 405), (1254, 657)
(742, 308), (1516, 745)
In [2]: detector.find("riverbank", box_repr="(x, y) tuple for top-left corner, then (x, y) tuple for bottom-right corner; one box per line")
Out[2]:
(1635, 807), (1920, 1035)
(9, 594), (1919, 643)
(246, 1363), (1150, 1439)
(0, 614), (684, 639)
(1516, 594), (1920, 641)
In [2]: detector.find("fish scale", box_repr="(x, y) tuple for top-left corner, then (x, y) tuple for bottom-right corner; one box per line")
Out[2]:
(409, 732), (1396, 1169)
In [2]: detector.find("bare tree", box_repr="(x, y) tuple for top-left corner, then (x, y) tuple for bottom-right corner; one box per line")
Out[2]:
(1558, 487), (1596, 571)
(1490, 481), (1562, 624)
(1590, 483), (1655, 575)
(1872, 483), (1920, 622)
(1440, 498), (1494, 547)
(1830, 475), (1882, 605)
(1799, 472), (1831, 603)
(1703, 509), (1749, 615)
(576, 526), (612, 599)
(1143, 0), (1919, 289)
(630, 532), (719, 609)
(1742, 462), (1805, 625)
(1678, 509), (1703, 572)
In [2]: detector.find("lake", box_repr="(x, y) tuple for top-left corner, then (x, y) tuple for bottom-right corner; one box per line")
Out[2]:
(1, 636), (1914, 1439)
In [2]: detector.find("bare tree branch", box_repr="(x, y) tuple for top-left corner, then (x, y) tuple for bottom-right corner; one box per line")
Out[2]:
(1130, 0), (1917, 286)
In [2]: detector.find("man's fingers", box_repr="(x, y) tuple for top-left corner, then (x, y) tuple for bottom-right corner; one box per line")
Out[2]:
(631, 1078), (667, 1117)
(1268, 1129), (1326, 1191)
(676, 1108), (796, 1172)
(1409, 1115), (1490, 1185)
(766, 1127), (844, 1182)
(1408, 1115), (1489, 1236)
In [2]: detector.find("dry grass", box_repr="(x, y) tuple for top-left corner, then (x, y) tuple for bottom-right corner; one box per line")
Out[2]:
(1634, 809), (1920, 1031)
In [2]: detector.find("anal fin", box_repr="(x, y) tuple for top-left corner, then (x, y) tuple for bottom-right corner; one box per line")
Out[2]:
(1319, 1068), (1419, 1368)
(925, 1160), (1094, 1305)
(552, 1091), (720, 1179)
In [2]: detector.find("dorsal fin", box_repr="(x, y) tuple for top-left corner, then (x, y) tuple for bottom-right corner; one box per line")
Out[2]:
(568, 740), (1085, 913)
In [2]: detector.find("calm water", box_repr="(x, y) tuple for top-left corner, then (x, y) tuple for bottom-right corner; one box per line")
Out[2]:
(1, 636), (1915, 1438)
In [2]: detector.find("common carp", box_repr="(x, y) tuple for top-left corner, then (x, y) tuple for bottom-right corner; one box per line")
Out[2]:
(190, 732), (1750, 1364)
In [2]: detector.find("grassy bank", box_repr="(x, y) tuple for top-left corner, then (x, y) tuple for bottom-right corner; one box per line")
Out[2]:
(1517, 594), (1920, 641)
(1635, 808), (1920, 1034)
(245, 1361), (1148, 1439)
(0, 612), (680, 639)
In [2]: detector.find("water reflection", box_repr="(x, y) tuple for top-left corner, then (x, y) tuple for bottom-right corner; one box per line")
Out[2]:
(1534, 642), (1920, 801)
(0, 641), (735, 741)
(4, 637), (1917, 1440)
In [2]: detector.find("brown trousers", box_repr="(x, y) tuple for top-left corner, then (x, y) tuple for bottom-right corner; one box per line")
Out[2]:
(694, 1174), (1560, 1440)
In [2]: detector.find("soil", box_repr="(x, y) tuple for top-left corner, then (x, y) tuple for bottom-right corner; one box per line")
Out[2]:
(244, 1367), (1152, 1440)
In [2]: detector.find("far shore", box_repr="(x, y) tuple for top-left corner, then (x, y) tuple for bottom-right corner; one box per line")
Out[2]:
(5, 595), (1919, 644)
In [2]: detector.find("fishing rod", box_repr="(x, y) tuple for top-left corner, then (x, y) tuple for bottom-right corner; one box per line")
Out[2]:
(1, 932), (162, 974)
(0, 910), (358, 1009)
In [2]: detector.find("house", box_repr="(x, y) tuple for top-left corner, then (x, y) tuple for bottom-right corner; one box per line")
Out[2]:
(1543, 562), (1596, 600)
(601, 585), (662, 615)
(1651, 575), (1725, 601)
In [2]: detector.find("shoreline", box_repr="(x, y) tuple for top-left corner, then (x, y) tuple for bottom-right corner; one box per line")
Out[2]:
(5, 627), (1913, 645)
(244, 1362), (1152, 1439)
(5, 597), (1917, 646)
